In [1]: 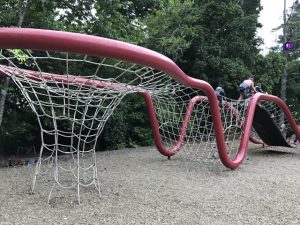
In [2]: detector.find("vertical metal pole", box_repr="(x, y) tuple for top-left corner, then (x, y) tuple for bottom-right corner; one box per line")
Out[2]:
(280, 0), (288, 126)
(281, 0), (287, 102)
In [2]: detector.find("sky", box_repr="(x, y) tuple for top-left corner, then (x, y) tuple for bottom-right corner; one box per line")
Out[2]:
(257, 0), (295, 54)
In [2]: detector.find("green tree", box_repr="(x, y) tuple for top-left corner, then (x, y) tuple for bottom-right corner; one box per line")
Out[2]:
(284, 2), (300, 60)
(274, 1), (300, 121)
(0, 0), (157, 154)
(252, 52), (285, 94)
(0, 0), (33, 128)
(143, 0), (262, 97)
(143, 0), (199, 62)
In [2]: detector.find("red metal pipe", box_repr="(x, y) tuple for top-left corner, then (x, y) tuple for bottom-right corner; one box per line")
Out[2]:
(0, 28), (298, 169)
(139, 93), (210, 157)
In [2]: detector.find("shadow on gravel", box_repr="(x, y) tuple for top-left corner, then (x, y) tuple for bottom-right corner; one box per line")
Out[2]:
(249, 148), (299, 157)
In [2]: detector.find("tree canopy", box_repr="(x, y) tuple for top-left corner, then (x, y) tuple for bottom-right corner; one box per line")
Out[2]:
(143, 0), (264, 97)
(0, 0), (296, 155)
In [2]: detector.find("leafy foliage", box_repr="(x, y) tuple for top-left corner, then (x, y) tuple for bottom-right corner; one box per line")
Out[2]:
(0, 87), (40, 155)
(98, 95), (153, 150)
(273, 1), (300, 122)
(252, 52), (285, 94)
(143, 0), (263, 97)
(0, 0), (292, 156)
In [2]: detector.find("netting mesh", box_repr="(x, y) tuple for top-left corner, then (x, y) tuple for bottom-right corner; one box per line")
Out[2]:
(0, 49), (200, 202)
(0, 48), (289, 202)
(158, 95), (256, 162)
(259, 99), (291, 139)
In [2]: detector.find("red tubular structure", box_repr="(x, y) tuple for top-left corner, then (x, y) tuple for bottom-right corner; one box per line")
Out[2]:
(0, 28), (299, 169)
(222, 101), (263, 145)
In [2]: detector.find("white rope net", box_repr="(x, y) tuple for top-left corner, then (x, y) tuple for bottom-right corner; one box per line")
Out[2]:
(259, 100), (293, 141)
(0, 49), (288, 202)
(166, 96), (257, 162)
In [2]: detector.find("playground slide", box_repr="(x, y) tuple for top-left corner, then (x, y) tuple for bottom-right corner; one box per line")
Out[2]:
(252, 105), (291, 147)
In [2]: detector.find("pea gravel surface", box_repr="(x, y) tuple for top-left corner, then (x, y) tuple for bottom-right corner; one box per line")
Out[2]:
(0, 145), (300, 225)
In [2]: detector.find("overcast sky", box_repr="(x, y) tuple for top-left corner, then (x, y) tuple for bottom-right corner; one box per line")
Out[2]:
(257, 0), (295, 54)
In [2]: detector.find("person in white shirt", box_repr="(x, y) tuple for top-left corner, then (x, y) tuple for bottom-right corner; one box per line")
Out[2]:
(238, 76), (256, 101)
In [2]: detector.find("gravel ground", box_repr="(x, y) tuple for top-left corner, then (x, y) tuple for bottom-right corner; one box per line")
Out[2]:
(0, 145), (300, 225)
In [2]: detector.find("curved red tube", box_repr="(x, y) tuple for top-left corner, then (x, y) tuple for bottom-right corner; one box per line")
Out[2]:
(139, 93), (210, 157)
(0, 28), (298, 169)
(222, 101), (263, 145)
(141, 91), (299, 168)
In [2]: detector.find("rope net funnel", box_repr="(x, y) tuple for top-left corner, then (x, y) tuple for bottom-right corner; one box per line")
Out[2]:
(0, 50), (185, 203)
(1, 28), (300, 202)
(173, 97), (259, 164)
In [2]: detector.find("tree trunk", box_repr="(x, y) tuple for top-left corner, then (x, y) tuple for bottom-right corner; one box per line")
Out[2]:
(0, 78), (10, 126)
(280, 0), (288, 127)
(17, 0), (33, 27)
(281, 0), (288, 102)
(0, 0), (33, 127)
(281, 60), (288, 102)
